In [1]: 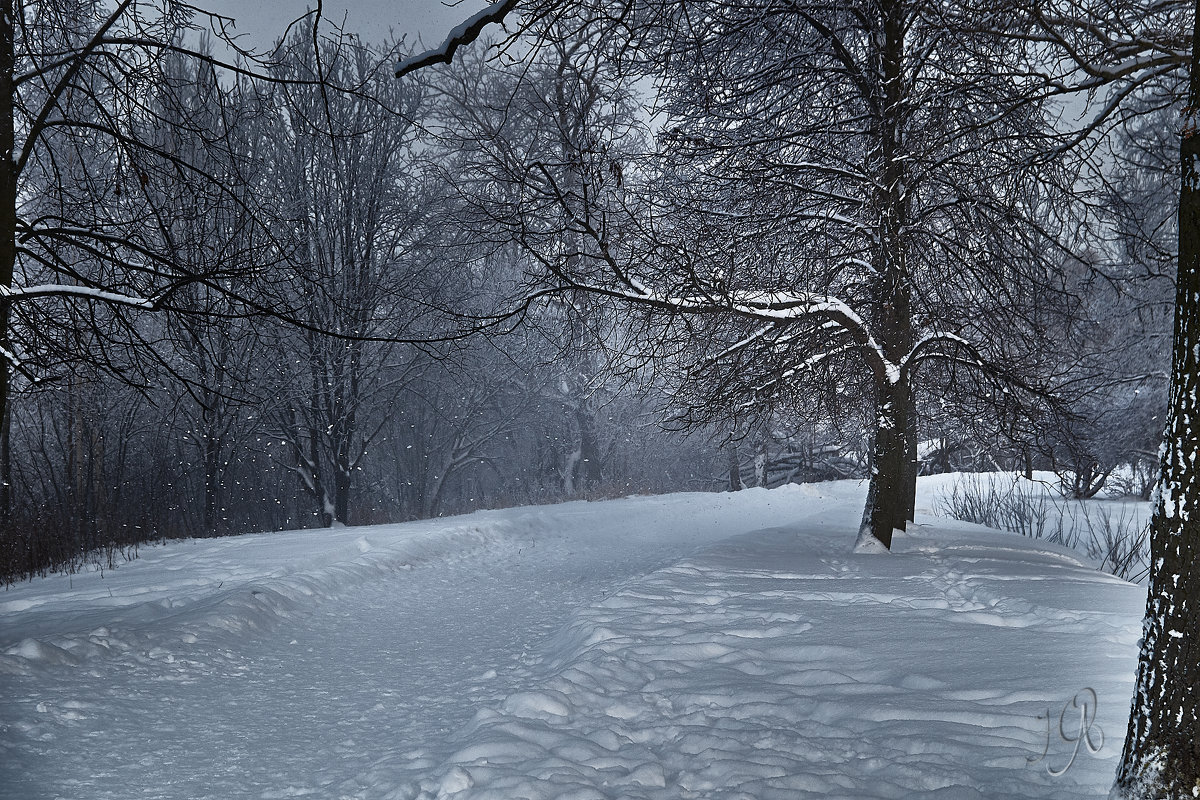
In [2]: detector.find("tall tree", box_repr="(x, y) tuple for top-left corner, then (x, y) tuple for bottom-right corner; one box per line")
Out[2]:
(1113, 4), (1200, 795)
(407, 1), (1076, 550)
(265, 29), (428, 526)
(0, 0), (296, 523)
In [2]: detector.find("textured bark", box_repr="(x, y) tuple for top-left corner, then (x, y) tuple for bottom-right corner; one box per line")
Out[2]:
(862, 378), (912, 550)
(0, 0), (14, 521)
(1114, 7), (1200, 796)
(860, 0), (914, 551)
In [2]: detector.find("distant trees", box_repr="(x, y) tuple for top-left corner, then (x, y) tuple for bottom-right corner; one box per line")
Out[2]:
(421, 29), (644, 497)
(0, 2), (740, 581)
(407, 1), (1083, 550)
(259, 30), (430, 527)
(0, 0), (295, 571)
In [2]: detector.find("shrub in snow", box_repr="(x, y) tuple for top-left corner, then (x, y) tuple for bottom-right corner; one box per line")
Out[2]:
(938, 473), (1149, 582)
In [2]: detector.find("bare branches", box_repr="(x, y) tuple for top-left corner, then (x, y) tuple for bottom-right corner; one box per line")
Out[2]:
(394, 0), (523, 78)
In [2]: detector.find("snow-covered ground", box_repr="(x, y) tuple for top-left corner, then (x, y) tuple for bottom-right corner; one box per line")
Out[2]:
(0, 478), (1145, 799)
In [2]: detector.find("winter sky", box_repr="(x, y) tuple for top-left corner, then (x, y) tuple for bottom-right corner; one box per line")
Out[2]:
(197, 0), (489, 50)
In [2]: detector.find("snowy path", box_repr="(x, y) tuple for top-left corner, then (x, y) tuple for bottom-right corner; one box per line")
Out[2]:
(1, 492), (822, 800)
(0, 481), (1146, 799)
(414, 520), (1141, 799)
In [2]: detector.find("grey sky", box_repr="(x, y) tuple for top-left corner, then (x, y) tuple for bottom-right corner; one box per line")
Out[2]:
(197, 0), (488, 50)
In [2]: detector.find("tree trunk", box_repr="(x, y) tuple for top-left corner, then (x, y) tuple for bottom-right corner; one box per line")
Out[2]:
(861, 379), (911, 550)
(202, 425), (220, 533)
(858, 0), (914, 552)
(901, 409), (918, 528)
(576, 405), (602, 490)
(727, 438), (743, 492)
(1113, 9), (1200, 796)
(0, 0), (15, 523)
(334, 461), (351, 526)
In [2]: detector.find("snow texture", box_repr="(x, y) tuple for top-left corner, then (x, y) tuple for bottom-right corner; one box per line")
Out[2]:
(0, 479), (1145, 799)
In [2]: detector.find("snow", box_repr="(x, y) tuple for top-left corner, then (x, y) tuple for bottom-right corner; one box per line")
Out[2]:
(0, 479), (1145, 799)
(394, 0), (517, 78)
(1, 283), (158, 309)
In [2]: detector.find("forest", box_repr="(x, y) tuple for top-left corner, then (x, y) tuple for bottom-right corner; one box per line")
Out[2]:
(0, 0), (1197, 796)
(0, 0), (1179, 575)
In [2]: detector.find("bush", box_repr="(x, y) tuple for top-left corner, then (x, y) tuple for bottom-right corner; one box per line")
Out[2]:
(938, 473), (1149, 582)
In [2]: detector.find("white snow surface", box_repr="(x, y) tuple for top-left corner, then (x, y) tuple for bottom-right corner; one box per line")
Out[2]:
(0, 478), (1145, 799)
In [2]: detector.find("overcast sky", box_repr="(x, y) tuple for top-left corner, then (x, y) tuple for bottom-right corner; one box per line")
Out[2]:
(197, 0), (489, 51)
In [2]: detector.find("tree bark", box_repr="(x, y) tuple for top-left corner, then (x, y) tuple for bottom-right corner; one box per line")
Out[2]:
(726, 438), (743, 492)
(901, 409), (918, 528)
(334, 461), (351, 526)
(576, 404), (602, 490)
(860, 0), (914, 551)
(861, 378), (911, 550)
(0, 0), (15, 522)
(1114, 7), (1200, 796)
(202, 423), (221, 533)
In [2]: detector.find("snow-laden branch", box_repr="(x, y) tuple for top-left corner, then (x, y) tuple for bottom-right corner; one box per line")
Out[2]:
(0, 344), (22, 370)
(739, 344), (856, 408)
(1027, 5), (1189, 84)
(582, 276), (901, 383)
(394, 0), (520, 78)
(525, 162), (903, 383)
(688, 325), (775, 376)
(901, 331), (982, 372)
(0, 283), (160, 309)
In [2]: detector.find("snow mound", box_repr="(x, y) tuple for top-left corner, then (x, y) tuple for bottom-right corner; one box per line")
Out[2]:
(0, 512), (555, 675)
(853, 525), (892, 554)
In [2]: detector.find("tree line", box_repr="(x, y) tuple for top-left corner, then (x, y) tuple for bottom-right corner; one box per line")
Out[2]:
(0, 1), (1179, 574)
(0, 2), (739, 579)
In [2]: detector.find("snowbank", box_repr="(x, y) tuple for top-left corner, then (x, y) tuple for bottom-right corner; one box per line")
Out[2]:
(0, 510), (557, 675)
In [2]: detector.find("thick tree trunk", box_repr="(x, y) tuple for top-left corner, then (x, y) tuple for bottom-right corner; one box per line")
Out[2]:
(859, 0), (913, 552)
(0, 0), (15, 522)
(861, 379), (911, 550)
(1113, 10), (1200, 796)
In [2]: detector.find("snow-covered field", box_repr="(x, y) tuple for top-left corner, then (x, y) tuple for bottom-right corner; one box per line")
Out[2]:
(0, 478), (1145, 799)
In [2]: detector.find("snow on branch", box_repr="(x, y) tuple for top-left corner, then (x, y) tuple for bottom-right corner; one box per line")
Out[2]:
(0, 283), (159, 309)
(740, 344), (856, 407)
(394, 0), (520, 78)
(902, 331), (983, 372)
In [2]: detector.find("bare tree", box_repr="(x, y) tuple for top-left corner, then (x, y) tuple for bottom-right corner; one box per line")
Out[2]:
(422, 30), (643, 496)
(261, 29), (434, 526)
(0, 0), (312, 527)
(406, 1), (1080, 550)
